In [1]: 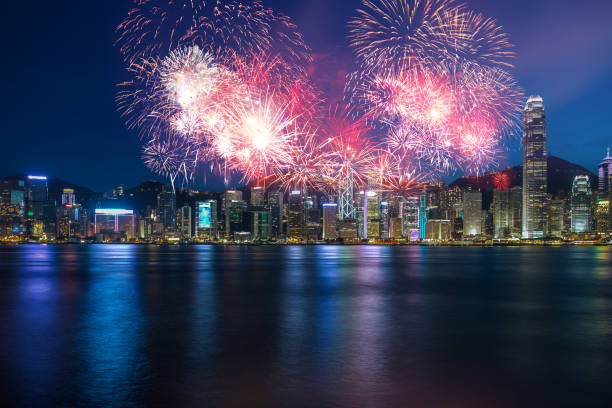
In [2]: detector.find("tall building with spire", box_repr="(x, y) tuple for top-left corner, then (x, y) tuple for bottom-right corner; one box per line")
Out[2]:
(522, 96), (547, 239)
(598, 148), (612, 198)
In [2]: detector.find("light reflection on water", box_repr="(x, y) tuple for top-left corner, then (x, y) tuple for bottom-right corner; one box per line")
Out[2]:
(0, 245), (611, 407)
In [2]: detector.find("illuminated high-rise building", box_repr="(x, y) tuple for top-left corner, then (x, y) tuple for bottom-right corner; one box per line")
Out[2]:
(493, 187), (521, 238)
(595, 199), (609, 234)
(463, 191), (482, 236)
(177, 205), (192, 239)
(571, 175), (591, 233)
(156, 184), (176, 233)
(355, 190), (365, 239)
(249, 207), (270, 240)
(598, 148), (612, 198)
(226, 200), (248, 239)
(287, 191), (304, 241)
(62, 188), (75, 206)
(196, 200), (217, 240)
(322, 203), (338, 240)
(25, 175), (48, 238)
(379, 200), (390, 239)
(522, 95), (547, 239)
(94, 209), (135, 240)
(364, 191), (380, 240)
(401, 198), (420, 240)
(250, 186), (265, 206)
(419, 194), (427, 239)
(267, 190), (284, 239)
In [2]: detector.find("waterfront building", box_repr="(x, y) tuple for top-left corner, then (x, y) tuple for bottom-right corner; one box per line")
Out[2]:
(355, 191), (365, 239)
(226, 200), (248, 239)
(595, 199), (609, 234)
(0, 177), (26, 239)
(322, 203), (338, 240)
(463, 190), (482, 236)
(177, 205), (192, 239)
(365, 191), (380, 240)
(598, 148), (612, 198)
(419, 194), (427, 239)
(61, 188), (75, 206)
(402, 198), (420, 239)
(522, 96), (548, 239)
(250, 186), (265, 206)
(380, 200), (390, 239)
(493, 187), (522, 238)
(267, 190), (283, 239)
(571, 175), (591, 233)
(548, 199), (567, 238)
(248, 206), (270, 240)
(425, 220), (451, 241)
(94, 209), (135, 240)
(156, 184), (176, 233)
(26, 175), (48, 238)
(287, 190), (304, 241)
(196, 200), (218, 240)
(338, 218), (357, 241)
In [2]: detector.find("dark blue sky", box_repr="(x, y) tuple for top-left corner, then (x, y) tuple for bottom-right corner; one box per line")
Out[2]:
(2, 0), (611, 192)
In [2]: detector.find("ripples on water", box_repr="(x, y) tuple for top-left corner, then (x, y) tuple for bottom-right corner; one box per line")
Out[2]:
(0, 245), (611, 407)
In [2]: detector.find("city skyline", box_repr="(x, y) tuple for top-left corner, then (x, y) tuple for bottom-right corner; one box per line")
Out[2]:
(1, 0), (612, 192)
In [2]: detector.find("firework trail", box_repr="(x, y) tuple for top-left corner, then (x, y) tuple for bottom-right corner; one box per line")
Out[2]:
(346, 0), (523, 177)
(117, 0), (311, 70)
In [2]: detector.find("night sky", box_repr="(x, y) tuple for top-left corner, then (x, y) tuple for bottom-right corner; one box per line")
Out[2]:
(2, 0), (611, 192)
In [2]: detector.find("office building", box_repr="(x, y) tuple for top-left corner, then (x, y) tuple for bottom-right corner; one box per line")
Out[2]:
(94, 209), (135, 240)
(250, 186), (265, 206)
(463, 190), (482, 236)
(61, 188), (75, 206)
(365, 191), (380, 240)
(249, 206), (271, 240)
(598, 148), (612, 198)
(425, 220), (451, 241)
(402, 197), (420, 239)
(339, 218), (357, 241)
(522, 96), (547, 239)
(548, 199), (567, 238)
(287, 191), (304, 241)
(177, 205), (192, 239)
(25, 175), (48, 238)
(226, 200), (248, 239)
(267, 190), (283, 239)
(419, 194), (427, 239)
(196, 200), (218, 240)
(595, 200), (609, 234)
(571, 175), (591, 233)
(156, 184), (176, 233)
(322, 203), (338, 240)
(380, 200), (390, 239)
(493, 187), (522, 238)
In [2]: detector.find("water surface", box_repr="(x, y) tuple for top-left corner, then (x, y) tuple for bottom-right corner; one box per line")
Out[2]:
(0, 245), (611, 407)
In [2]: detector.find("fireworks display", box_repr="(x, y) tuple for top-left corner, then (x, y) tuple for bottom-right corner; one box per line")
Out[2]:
(116, 0), (523, 195)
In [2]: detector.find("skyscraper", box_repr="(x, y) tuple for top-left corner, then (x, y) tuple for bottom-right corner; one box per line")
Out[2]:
(598, 148), (612, 198)
(156, 184), (176, 233)
(322, 203), (338, 240)
(177, 205), (192, 239)
(493, 187), (522, 238)
(287, 191), (304, 241)
(267, 190), (283, 239)
(365, 191), (380, 240)
(522, 96), (547, 239)
(196, 200), (218, 240)
(250, 186), (265, 206)
(401, 197), (420, 240)
(463, 191), (482, 236)
(571, 175), (591, 233)
(25, 175), (48, 238)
